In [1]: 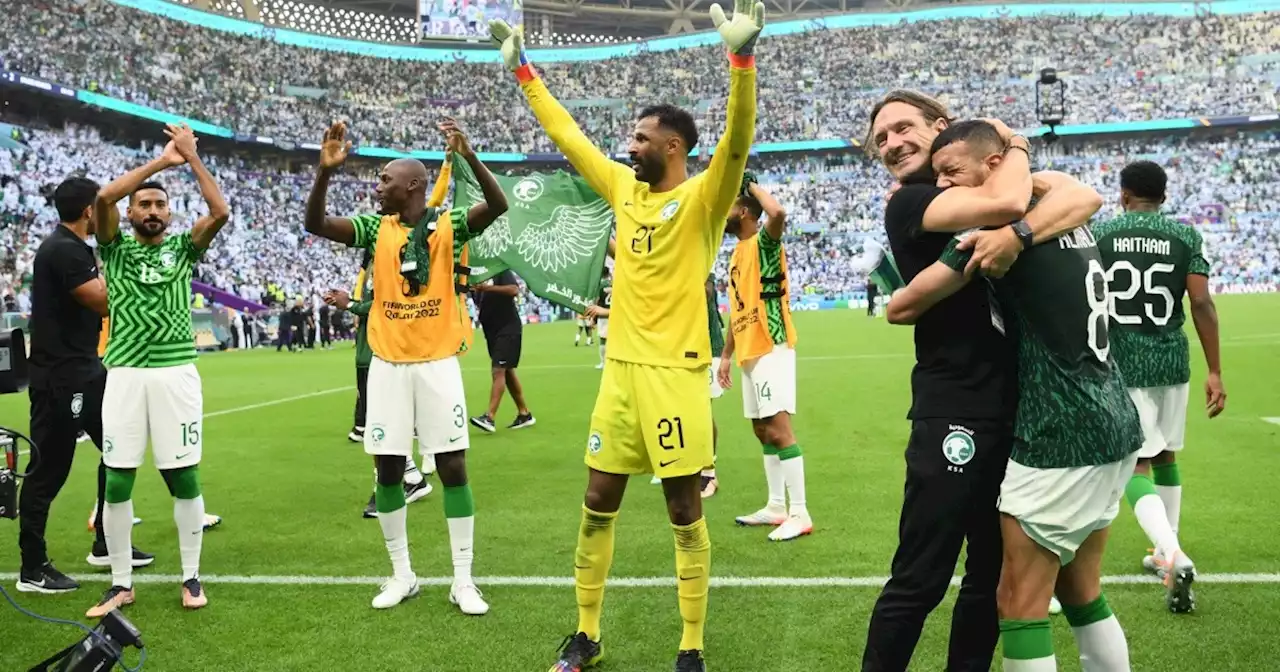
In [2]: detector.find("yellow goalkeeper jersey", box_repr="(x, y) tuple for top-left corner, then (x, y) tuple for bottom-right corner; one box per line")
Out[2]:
(518, 63), (757, 368)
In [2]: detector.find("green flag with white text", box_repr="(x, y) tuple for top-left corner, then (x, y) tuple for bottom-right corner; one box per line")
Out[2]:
(453, 155), (613, 312)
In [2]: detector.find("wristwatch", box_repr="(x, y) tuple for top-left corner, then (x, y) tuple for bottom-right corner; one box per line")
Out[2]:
(1011, 220), (1034, 249)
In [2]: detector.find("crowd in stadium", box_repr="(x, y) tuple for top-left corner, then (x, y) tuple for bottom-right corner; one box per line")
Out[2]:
(1, 1), (1279, 322)
(2, 0), (1278, 152)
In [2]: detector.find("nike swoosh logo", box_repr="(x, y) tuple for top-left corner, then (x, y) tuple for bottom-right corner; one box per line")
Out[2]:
(175, 452), (191, 460)
(678, 573), (700, 581)
(659, 459), (680, 468)
(449, 436), (462, 443)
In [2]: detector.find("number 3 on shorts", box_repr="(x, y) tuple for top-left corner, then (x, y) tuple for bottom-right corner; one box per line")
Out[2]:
(453, 404), (465, 428)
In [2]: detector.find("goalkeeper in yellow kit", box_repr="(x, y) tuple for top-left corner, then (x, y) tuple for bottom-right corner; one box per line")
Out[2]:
(490, 3), (762, 671)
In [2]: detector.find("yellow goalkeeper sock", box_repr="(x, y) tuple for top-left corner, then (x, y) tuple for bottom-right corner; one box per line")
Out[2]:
(673, 517), (711, 651)
(574, 506), (617, 641)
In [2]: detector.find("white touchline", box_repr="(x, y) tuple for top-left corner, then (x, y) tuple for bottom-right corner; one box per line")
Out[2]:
(1264, 418), (1280, 426)
(1, 572), (1276, 587)
(204, 386), (355, 418)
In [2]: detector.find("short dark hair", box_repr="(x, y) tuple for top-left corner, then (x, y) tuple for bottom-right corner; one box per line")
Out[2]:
(736, 193), (763, 220)
(131, 181), (168, 200)
(637, 104), (698, 153)
(53, 176), (101, 223)
(930, 119), (1005, 156)
(1120, 161), (1167, 201)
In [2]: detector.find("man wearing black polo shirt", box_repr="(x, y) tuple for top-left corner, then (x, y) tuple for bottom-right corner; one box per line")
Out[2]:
(469, 270), (535, 432)
(860, 91), (1027, 672)
(18, 177), (153, 595)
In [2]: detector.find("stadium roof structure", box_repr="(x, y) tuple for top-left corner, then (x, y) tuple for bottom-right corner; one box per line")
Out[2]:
(285, 0), (955, 42)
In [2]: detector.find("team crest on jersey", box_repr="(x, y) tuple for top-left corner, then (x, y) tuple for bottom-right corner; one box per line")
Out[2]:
(513, 176), (545, 203)
(369, 425), (386, 445)
(660, 200), (680, 221)
(942, 429), (975, 467)
(160, 250), (177, 268)
(70, 393), (83, 419)
(587, 431), (603, 454)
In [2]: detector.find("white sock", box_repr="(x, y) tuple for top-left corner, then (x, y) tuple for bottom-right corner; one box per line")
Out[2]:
(1156, 484), (1182, 534)
(575, 333), (581, 344)
(1004, 657), (1057, 671)
(1072, 615), (1130, 672)
(701, 468), (716, 478)
(173, 496), (205, 581)
(403, 459), (423, 486)
(1133, 493), (1181, 558)
(447, 515), (475, 586)
(763, 454), (785, 509)
(599, 344), (606, 364)
(780, 455), (808, 517)
(378, 506), (414, 582)
(103, 500), (134, 589)
(422, 454), (436, 475)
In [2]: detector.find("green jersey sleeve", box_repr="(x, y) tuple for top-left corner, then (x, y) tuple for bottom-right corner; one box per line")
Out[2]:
(938, 234), (975, 272)
(1188, 229), (1211, 276)
(177, 232), (203, 264)
(449, 207), (473, 243)
(98, 231), (125, 260)
(350, 214), (382, 250)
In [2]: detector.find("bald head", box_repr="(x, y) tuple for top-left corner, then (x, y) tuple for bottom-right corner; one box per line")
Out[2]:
(376, 158), (430, 216)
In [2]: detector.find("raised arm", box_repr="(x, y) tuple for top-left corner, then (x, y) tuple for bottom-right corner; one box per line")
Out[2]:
(489, 21), (630, 202)
(161, 125), (231, 250)
(441, 118), (507, 233)
(699, 0), (764, 221)
(748, 182), (786, 240)
(304, 122), (357, 246)
(955, 170), (1103, 277)
(95, 129), (186, 244)
(920, 131), (1033, 234)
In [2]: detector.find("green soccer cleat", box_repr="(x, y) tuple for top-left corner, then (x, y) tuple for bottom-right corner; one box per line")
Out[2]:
(549, 632), (602, 672)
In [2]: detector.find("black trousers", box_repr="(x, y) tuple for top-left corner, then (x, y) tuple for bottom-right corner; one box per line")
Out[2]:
(19, 371), (108, 570)
(320, 321), (332, 347)
(863, 418), (1011, 672)
(277, 323), (294, 351)
(867, 285), (879, 316)
(354, 365), (369, 428)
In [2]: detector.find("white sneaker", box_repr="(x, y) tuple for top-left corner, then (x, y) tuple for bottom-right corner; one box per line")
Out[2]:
(595, 363), (605, 370)
(735, 505), (787, 527)
(1049, 596), (1062, 615)
(767, 513), (814, 541)
(650, 475), (662, 485)
(1142, 549), (1164, 576)
(450, 582), (489, 615)
(372, 577), (420, 609)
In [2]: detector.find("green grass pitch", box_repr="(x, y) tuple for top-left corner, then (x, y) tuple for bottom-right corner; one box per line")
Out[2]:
(2, 294), (1278, 671)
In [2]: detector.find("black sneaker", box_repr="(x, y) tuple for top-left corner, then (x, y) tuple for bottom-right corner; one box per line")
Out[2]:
(404, 478), (433, 505)
(348, 426), (364, 443)
(551, 632), (603, 671)
(17, 562), (80, 594)
(675, 649), (706, 672)
(470, 414), (497, 433)
(87, 543), (155, 568)
(508, 413), (536, 430)
(362, 492), (377, 519)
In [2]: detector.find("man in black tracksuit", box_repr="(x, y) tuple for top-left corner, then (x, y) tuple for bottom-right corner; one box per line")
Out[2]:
(17, 177), (153, 594)
(860, 92), (1020, 671)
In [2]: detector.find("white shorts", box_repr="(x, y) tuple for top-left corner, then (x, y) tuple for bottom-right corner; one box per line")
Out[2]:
(597, 318), (609, 339)
(577, 317), (591, 328)
(102, 364), (203, 471)
(1129, 383), (1189, 459)
(740, 344), (797, 419)
(998, 451), (1139, 565)
(365, 355), (469, 457)
(709, 356), (724, 400)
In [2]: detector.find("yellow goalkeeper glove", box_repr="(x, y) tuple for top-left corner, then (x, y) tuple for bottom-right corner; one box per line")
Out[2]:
(710, 0), (766, 56)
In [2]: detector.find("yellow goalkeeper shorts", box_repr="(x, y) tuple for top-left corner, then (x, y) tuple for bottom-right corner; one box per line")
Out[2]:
(585, 360), (713, 480)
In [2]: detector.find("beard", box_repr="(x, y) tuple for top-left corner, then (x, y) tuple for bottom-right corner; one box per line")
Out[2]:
(134, 218), (166, 237)
(633, 155), (664, 186)
(725, 215), (741, 235)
